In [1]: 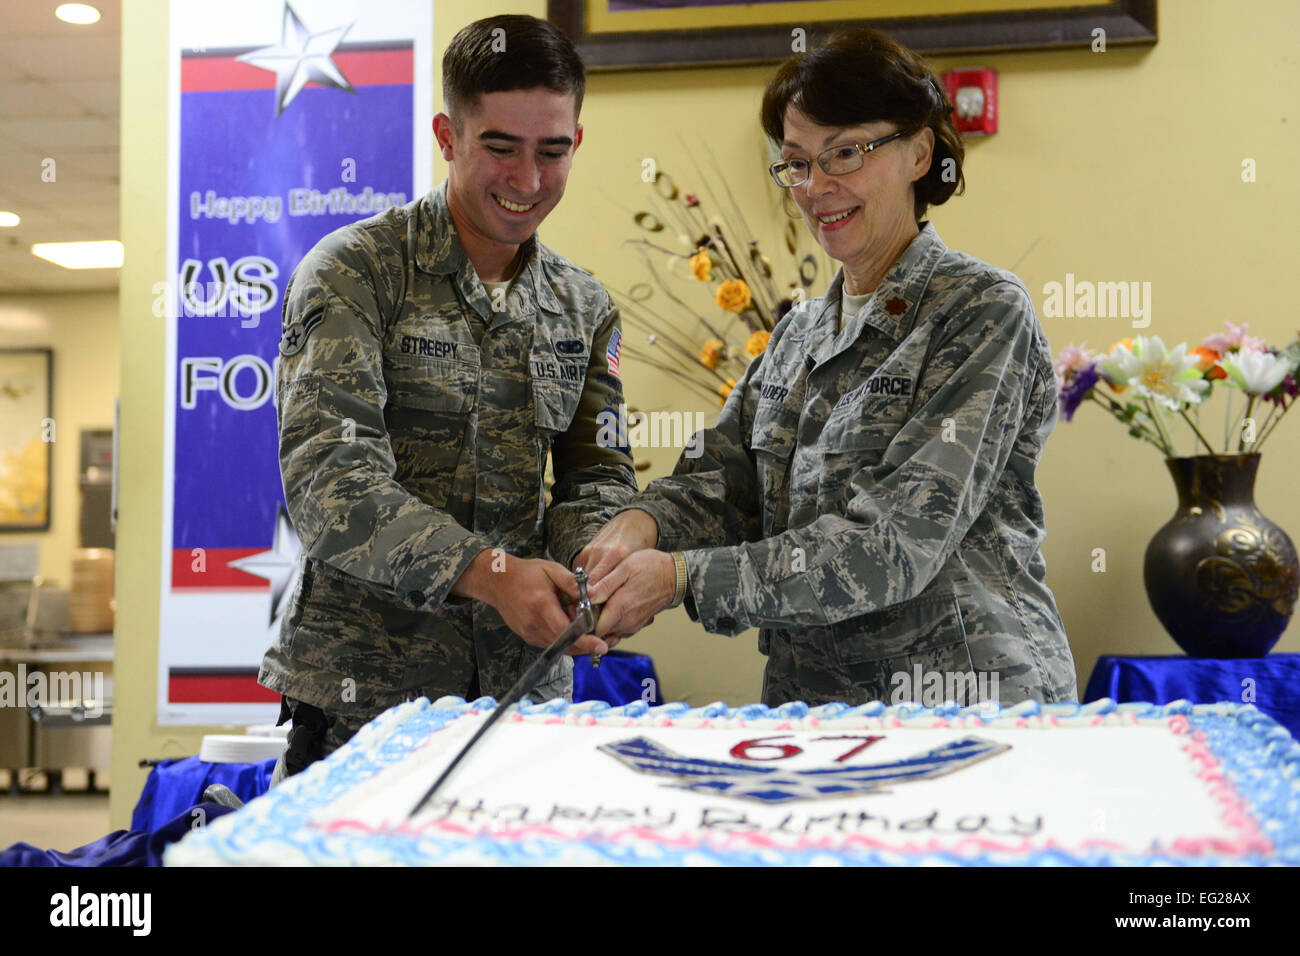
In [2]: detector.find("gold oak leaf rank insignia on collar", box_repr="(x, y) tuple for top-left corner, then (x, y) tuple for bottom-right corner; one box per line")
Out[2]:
(885, 297), (908, 316)
(280, 305), (326, 356)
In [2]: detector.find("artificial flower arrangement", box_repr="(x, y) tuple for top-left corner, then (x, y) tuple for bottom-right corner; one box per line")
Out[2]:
(610, 160), (828, 406)
(1054, 322), (1300, 457)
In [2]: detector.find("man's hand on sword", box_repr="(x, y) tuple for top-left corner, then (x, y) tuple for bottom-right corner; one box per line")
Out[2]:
(452, 550), (610, 656)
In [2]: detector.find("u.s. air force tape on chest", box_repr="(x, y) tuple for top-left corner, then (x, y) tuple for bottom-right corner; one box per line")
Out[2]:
(835, 375), (914, 409)
(280, 305), (326, 356)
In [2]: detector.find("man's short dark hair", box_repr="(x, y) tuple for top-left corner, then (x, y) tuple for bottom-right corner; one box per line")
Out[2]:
(443, 15), (586, 127)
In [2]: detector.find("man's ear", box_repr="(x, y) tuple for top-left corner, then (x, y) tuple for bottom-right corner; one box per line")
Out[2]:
(910, 127), (935, 183)
(573, 122), (583, 154)
(433, 113), (456, 162)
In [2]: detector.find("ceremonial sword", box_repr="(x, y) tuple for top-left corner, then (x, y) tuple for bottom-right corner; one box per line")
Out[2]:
(407, 567), (600, 818)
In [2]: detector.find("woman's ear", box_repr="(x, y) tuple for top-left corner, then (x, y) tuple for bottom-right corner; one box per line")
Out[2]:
(910, 127), (936, 183)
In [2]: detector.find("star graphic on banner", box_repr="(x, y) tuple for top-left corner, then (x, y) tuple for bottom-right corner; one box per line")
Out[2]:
(237, 2), (356, 117)
(230, 507), (301, 628)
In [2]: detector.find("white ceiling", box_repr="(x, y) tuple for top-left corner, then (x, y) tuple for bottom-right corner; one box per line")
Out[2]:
(0, 0), (121, 293)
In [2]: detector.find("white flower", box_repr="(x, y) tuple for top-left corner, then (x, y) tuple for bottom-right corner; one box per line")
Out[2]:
(1219, 348), (1295, 396)
(1101, 336), (1209, 410)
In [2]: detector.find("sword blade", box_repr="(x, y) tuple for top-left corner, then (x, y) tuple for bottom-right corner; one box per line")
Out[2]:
(407, 604), (596, 818)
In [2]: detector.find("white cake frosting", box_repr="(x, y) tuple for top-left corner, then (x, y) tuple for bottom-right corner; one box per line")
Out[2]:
(165, 696), (1300, 867)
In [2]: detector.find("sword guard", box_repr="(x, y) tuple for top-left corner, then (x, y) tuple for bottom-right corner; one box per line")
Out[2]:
(575, 566), (603, 668)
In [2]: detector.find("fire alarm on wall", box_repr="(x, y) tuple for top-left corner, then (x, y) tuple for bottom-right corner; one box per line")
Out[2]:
(941, 68), (997, 136)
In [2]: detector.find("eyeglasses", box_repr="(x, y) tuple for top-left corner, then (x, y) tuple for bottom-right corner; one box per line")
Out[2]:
(769, 129), (915, 188)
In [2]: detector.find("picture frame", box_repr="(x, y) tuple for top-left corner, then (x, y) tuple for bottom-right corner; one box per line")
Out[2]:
(548, 0), (1157, 71)
(0, 348), (54, 532)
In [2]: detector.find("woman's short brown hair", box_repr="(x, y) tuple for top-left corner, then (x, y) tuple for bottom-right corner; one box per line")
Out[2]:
(761, 28), (965, 221)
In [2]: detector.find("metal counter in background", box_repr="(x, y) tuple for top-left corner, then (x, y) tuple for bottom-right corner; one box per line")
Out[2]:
(0, 634), (114, 793)
(30, 700), (112, 784)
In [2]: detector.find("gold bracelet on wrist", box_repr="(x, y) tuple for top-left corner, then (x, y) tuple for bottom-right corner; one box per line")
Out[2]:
(668, 552), (688, 608)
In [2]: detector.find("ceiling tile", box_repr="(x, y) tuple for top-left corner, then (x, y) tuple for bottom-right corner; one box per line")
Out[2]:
(50, 78), (120, 117)
(0, 2), (122, 293)
(0, 81), (89, 119)
(0, 36), (120, 82)
(0, 1), (121, 39)
(0, 115), (118, 150)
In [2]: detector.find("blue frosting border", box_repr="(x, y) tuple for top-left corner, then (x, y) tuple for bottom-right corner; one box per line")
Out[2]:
(166, 697), (1300, 867)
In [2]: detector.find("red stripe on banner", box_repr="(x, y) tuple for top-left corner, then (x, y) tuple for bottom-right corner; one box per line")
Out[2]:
(172, 548), (271, 589)
(169, 671), (281, 704)
(181, 46), (413, 92)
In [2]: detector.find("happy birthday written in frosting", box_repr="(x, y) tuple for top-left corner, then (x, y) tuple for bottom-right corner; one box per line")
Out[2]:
(422, 798), (1043, 838)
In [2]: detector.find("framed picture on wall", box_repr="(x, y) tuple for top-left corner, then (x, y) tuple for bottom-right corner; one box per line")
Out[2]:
(548, 0), (1157, 71)
(0, 348), (53, 532)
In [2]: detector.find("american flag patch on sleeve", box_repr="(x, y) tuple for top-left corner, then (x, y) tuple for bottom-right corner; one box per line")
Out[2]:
(606, 327), (622, 378)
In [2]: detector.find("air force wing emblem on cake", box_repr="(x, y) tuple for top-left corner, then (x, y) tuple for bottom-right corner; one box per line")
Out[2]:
(598, 736), (1009, 805)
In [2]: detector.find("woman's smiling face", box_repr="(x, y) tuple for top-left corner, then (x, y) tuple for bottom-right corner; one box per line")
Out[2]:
(781, 105), (931, 276)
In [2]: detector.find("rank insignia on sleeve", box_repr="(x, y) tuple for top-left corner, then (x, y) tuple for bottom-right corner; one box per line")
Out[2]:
(280, 305), (326, 356)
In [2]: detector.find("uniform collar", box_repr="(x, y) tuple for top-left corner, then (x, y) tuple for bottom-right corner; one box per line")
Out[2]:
(801, 221), (947, 366)
(415, 181), (564, 317)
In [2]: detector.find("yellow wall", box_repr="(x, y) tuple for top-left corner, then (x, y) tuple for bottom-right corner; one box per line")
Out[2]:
(0, 291), (120, 585)
(112, 0), (169, 827)
(111, 0), (1300, 826)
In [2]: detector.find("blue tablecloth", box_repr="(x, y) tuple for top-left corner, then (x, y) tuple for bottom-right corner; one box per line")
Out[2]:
(1084, 653), (1300, 740)
(1, 802), (238, 867)
(573, 650), (659, 707)
(131, 756), (276, 833)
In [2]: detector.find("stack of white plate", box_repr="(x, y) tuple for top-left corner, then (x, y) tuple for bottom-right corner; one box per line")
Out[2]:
(198, 735), (287, 763)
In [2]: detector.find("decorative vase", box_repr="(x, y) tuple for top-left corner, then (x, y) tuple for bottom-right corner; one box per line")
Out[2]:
(1144, 454), (1299, 657)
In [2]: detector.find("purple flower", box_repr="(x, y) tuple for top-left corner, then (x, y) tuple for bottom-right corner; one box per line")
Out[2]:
(1059, 364), (1100, 421)
(1262, 373), (1299, 406)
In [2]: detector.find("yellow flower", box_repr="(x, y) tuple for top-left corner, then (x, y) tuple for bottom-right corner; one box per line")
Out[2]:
(717, 377), (737, 406)
(699, 339), (725, 370)
(715, 279), (752, 314)
(745, 330), (771, 358)
(689, 250), (712, 282)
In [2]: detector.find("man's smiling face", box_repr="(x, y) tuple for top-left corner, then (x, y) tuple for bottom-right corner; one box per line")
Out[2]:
(436, 87), (583, 254)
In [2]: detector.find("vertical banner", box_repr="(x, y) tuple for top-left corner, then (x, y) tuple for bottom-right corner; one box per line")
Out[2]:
(160, 0), (433, 724)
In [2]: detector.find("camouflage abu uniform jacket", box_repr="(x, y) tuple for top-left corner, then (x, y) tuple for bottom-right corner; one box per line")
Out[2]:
(627, 223), (1076, 708)
(259, 182), (637, 723)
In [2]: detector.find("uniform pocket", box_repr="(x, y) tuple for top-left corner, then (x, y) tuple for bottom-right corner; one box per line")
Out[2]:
(821, 406), (890, 453)
(833, 590), (970, 665)
(384, 359), (477, 509)
(385, 358), (478, 413)
(291, 564), (406, 693)
(751, 411), (798, 534)
(832, 591), (980, 705)
(533, 378), (583, 434)
(815, 408), (899, 514)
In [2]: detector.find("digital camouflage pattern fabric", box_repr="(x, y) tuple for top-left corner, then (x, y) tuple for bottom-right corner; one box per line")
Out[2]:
(628, 222), (1076, 708)
(260, 182), (637, 730)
